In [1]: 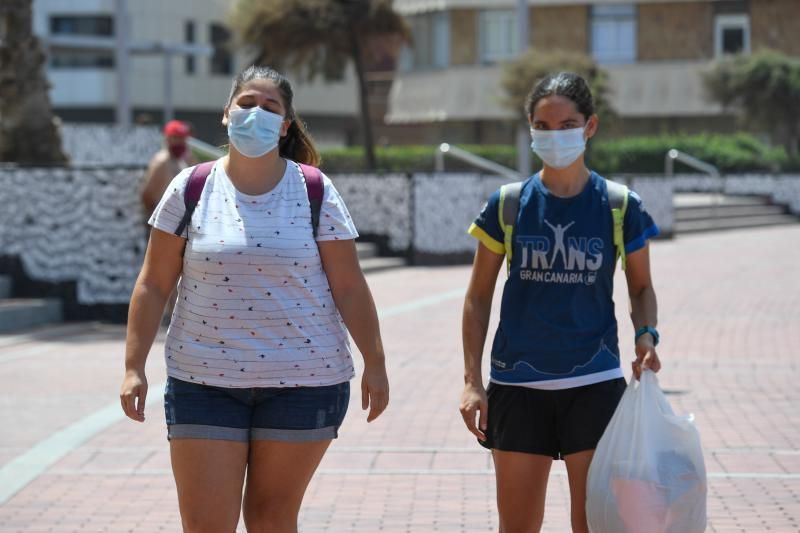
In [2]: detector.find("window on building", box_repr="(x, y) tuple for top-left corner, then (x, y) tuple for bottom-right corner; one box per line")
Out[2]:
(185, 21), (195, 75)
(479, 10), (517, 64)
(591, 4), (636, 64)
(399, 12), (449, 71)
(50, 16), (113, 36)
(50, 50), (114, 69)
(210, 23), (232, 76)
(49, 15), (114, 69)
(715, 14), (750, 57)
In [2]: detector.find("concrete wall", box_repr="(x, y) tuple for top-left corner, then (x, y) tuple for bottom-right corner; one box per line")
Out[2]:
(638, 2), (713, 61)
(671, 174), (800, 214)
(0, 166), (146, 306)
(60, 124), (161, 166)
(3, 162), (799, 309)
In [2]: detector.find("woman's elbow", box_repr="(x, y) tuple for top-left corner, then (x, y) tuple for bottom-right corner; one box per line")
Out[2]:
(464, 291), (492, 316)
(628, 282), (655, 300)
(134, 271), (175, 302)
(329, 272), (368, 299)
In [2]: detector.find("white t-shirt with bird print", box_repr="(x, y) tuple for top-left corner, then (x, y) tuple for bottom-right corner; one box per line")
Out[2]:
(149, 159), (358, 388)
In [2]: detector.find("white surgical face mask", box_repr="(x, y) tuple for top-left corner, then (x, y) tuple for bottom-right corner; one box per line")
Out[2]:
(227, 106), (283, 158)
(530, 127), (587, 169)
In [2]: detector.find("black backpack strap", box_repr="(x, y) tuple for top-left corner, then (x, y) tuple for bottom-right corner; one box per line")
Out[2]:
(175, 161), (215, 237)
(499, 181), (523, 273)
(298, 163), (324, 238)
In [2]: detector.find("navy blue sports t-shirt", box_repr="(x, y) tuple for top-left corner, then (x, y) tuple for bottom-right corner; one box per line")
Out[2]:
(468, 172), (659, 390)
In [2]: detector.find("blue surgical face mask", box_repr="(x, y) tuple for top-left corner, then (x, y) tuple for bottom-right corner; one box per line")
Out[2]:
(227, 106), (284, 158)
(530, 126), (587, 169)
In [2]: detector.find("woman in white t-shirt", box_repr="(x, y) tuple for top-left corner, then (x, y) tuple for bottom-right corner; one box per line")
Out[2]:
(120, 65), (389, 532)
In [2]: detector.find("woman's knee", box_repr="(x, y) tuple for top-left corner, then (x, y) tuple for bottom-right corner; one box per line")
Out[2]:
(498, 514), (543, 533)
(243, 501), (299, 533)
(180, 512), (239, 533)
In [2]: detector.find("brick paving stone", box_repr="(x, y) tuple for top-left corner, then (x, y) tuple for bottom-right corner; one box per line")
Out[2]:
(1, 225), (799, 531)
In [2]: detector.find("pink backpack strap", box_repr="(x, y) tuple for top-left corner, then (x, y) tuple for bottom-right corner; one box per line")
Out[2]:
(175, 161), (214, 236)
(299, 163), (324, 238)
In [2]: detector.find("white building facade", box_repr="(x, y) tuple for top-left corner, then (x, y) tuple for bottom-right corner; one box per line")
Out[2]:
(386, 0), (797, 144)
(33, 0), (359, 146)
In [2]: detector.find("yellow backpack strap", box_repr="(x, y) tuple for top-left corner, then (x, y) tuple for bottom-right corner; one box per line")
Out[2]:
(499, 182), (522, 274)
(605, 179), (629, 271)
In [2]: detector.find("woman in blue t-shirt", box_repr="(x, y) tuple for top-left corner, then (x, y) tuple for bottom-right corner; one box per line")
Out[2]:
(460, 72), (662, 532)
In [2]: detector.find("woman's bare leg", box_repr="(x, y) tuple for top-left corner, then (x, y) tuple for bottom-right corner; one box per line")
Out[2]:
(242, 439), (332, 533)
(170, 439), (248, 533)
(564, 450), (594, 533)
(493, 450), (553, 533)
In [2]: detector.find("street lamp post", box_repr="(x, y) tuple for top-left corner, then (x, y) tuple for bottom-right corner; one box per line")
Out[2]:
(115, 0), (131, 129)
(516, 0), (531, 178)
(163, 50), (174, 123)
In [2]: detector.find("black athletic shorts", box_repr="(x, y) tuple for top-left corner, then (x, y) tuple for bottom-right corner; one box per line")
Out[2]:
(480, 378), (626, 459)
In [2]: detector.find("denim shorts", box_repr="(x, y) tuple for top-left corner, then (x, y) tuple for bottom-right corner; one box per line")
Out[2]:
(164, 376), (350, 442)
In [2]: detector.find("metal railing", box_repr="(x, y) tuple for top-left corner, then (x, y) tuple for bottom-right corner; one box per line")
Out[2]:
(664, 149), (720, 178)
(435, 143), (521, 181)
(665, 149), (724, 224)
(188, 137), (225, 160)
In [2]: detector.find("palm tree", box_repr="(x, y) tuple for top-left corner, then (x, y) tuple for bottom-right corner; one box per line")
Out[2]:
(0, 0), (68, 164)
(228, 0), (409, 170)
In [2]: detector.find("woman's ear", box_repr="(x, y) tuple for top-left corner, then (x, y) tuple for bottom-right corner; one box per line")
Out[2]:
(280, 119), (292, 138)
(585, 114), (599, 140)
(221, 106), (230, 127)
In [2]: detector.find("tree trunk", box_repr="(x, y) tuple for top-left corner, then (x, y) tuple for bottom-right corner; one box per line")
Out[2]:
(349, 32), (377, 171)
(0, 0), (68, 165)
(787, 122), (799, 160)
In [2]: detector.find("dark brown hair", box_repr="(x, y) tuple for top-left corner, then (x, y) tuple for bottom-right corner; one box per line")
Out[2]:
(526, 72), (595, 120)
(226, 65), (321, 166)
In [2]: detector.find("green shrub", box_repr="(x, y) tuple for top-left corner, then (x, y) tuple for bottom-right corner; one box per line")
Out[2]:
(319, 145), (534, 174)
(320, 146), (437, 173)
(704, 50), (800, 158)
(320, 133), (791, 175)
(591, 133), (786, 175)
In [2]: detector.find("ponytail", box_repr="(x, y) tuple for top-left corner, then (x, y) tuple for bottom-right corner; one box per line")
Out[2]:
(280, 117), (321, 166)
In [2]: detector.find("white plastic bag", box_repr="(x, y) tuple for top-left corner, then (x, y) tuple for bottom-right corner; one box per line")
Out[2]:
(586, 371), (707, 533)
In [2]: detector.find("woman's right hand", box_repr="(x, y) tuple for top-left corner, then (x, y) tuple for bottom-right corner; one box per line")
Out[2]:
(120, 369), (148, 422)
(459, 383), (488, 441)
(361, 359), (390, 423)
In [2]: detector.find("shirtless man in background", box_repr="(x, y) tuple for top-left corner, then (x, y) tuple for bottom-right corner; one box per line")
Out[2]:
(141, 120), (195, 220)
(141, 120), (195, 325)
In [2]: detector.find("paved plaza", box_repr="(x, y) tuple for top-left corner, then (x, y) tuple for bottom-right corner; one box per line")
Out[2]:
(1, 225), (799, 532)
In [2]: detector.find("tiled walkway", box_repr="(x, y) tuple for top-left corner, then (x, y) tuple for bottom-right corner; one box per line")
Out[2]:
(1, 226), (799, 532)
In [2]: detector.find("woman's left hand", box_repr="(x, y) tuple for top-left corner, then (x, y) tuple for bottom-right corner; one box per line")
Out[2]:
(632, 335), (661, 380)
(361, 360), (389, 422)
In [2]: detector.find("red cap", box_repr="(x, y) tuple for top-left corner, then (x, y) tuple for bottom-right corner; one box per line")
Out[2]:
(163, 120), (191, 138)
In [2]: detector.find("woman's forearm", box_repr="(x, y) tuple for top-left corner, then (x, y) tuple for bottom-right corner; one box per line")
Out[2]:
(125, 282), (170, 372)
(462, 295), (492, 386)
(331, 276), (385, 365)
(629, 285), (658, 331)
